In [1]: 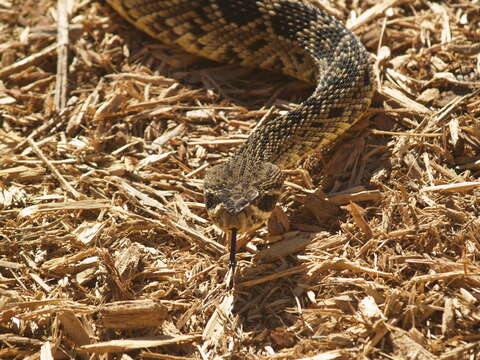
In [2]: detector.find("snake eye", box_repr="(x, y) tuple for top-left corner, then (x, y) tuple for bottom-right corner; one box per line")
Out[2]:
(204, 193), (217, 210)
(257, 193), (279, 212)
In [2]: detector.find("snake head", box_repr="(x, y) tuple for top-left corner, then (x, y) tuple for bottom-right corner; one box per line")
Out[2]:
(203, 160), (285, 233)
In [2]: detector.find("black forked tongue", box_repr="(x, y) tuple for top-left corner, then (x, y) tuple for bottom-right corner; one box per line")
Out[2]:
(228, 228), (237, 289)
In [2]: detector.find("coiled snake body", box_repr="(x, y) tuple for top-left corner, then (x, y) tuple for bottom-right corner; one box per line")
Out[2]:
(105, 0), (375, 272)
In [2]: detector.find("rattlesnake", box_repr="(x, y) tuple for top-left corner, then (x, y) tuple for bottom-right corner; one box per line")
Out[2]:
(105, 0), (375, 275)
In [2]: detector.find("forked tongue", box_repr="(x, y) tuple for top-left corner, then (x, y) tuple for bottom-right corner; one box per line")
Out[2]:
(228, 228), (237, 288)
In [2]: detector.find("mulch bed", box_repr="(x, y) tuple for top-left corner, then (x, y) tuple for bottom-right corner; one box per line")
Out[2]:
(1, 0), (480, 359)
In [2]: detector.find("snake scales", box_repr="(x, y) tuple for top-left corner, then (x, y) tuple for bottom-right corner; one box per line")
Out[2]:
(105, 0), (375, 273)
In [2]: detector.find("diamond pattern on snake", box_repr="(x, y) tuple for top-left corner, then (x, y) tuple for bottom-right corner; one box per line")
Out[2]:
(105, 0), (375, 275)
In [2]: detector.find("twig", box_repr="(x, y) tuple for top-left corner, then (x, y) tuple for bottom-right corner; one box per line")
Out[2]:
(27, 138), (82, 200)
(55, 0), (69, 111)
(0, 43), (58, 80)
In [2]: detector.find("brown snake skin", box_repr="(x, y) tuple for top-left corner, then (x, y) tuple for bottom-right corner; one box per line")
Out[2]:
(105, 0), (375, 276)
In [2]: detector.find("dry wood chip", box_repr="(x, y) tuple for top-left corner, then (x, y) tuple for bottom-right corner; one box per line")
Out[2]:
(441, 297), (455, 336)
(29, 273), (51, 292)
(348, 0), (411, 30)
(126, 89), (203, 112)
(410, 271), (480, 285)
(358, 296), (385, 323)
(342, 202), (373, 238)
(326, 188), (382, 204)
(152, 124), (186, 149)
(78, 335), (200, 353)
(0, 0), (12, 7)
(139, 351), (195, 359)
(458, 288), (476, 305)
(58, 311), (91, 351)
(389, 325), (436, 360)
(67, 79), (102, 135)
(136, 151), (175, 170)
(41, 248), (98, 274)
(380, 86), (432, 114)
(202, 293), (234, 349)
(0, 260), (24, 269)
(73, 222), (104, 245)
(293, 349), (348, 360)
(187, 138), (245, 146)
(93, 93), (128, 120)
(0, 95), (16, 104)
(439, 342), (480, 360)
(119, 181), (168, 212)
(0, 166), (46, 183)
(99, 300), (169, 329)
(363, 320), (389, 355)
(0, 43), (58, 80)
(421, 181), (480, 193)
(114, 244), (142, 282)
(40, 341), (54, 360)
(308, 257), (396, 280)
(417, 88), (440, 104)
(266, 206), (290, 235)
(186, 108), (215, 120)
(257, 232), (326, 261)
(304, 193), (341, 227)
(105, 73), (177, 85)
(239, 264), (309, 287)
(0, 334), (43, 346)
(20, 200), (110, 217)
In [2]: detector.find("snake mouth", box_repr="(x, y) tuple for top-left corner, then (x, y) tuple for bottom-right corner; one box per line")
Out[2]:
(207, 202), (270, 233)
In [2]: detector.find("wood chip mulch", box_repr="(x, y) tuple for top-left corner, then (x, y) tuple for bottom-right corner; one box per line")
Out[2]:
(1, 0), (480, 359)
